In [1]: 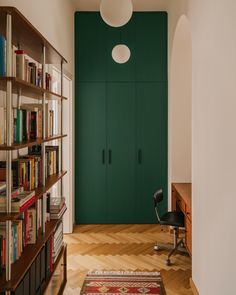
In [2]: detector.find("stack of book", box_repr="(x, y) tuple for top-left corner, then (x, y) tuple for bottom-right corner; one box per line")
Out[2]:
(0, 190), (36, 212)
(14, 49), (51, 89)
(18, 155), (43, 190)
(53, 221), (63, 263)
(0, 204), (42, 270)
(50, 197), (66, 220)
(0, 104), (55, 145)
(45, 146), (59, 177)
(0, 156), (43, 190)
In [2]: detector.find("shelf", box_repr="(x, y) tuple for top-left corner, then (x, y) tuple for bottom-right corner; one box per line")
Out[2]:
(0, 171), (67, 222)
(35, 171), (67, 200)
(0, 212), (22, 222)
(43, 244), (67, 295)
(0, 219), (60, 291)
(0, 77), (68, 100)
(0, 134), (67, 150)
(0, 7), (67, 64)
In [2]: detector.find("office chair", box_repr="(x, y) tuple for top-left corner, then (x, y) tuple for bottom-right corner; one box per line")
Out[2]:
(153, 189), (185, 266)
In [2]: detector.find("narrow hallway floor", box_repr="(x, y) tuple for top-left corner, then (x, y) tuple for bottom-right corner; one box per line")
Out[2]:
(64, 224), (193, 295)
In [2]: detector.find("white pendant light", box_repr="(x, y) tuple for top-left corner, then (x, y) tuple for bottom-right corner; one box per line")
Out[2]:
(100, 0), (133, 27)
(112, 44), (131, 64)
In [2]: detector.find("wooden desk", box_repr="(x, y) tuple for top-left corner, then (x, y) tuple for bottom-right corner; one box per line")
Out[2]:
(171, 183), (192, 256)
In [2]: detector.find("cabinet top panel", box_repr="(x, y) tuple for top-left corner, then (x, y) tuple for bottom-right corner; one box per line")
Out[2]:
(0, 6), (67, 64)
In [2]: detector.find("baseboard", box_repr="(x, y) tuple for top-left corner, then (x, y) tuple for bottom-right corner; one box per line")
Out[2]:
(190, 278), (200, 295)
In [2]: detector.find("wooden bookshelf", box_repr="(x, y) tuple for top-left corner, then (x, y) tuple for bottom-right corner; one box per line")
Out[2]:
(43, 244), (67, 295)
(0, 171), (67, 222)
(0, 219), (66, 291)
(0, 134), (67, 150)
(0, 6), (68, 294)
(0, 77), (68, 100)
(0, 7), (67, 64)
(35, 170), (67, 200)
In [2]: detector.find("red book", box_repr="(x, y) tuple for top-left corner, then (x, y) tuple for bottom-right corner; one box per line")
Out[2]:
(19, 195), (36, 212)
(50, 235), (53, 272)
(30, 111), (37, 139)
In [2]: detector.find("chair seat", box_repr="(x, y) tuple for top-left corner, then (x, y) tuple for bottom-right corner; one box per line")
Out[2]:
(159, 211), (185, 227)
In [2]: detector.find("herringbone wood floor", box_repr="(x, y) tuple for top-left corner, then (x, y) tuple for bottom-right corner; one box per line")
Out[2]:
(64, 224), (193, 295)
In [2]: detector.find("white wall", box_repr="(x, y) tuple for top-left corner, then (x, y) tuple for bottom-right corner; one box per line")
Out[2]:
(0, 0), (75, 74)
(169, 0), (236, 294)
(72, 0), (168, 11)
(169, 15), (192, 183)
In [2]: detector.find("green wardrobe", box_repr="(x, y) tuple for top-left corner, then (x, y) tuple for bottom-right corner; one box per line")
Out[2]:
(75, 12), (168, 223)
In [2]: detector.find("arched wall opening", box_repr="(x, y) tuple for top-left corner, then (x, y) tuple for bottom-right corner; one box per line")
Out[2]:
(169, 15), (192, 186)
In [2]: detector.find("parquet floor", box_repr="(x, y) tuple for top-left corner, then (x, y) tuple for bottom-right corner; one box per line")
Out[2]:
(64, 224), (193, 295)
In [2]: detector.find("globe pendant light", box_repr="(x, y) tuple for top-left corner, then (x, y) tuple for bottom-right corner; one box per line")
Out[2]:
(112, 44), (131, 64)
(100, 0), (133, 27)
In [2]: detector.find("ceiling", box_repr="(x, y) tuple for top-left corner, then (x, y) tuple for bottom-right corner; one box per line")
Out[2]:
(71, 0), (168, 11)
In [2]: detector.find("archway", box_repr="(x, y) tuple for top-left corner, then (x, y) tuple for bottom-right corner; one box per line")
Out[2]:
(170, 15), (192, 185)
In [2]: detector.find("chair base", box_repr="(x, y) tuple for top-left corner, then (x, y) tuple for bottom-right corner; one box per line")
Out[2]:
(154, 242), (187, 253)
(154, 227), (187, 265)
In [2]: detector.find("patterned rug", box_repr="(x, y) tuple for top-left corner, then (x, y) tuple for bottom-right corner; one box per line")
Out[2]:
(81, 271), (166, 295)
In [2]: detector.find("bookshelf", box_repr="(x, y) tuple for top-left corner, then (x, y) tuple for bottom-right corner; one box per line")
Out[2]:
(0, 6), (68, 295)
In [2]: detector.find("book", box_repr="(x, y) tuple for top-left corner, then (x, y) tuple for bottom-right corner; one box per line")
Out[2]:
(0, 35), (6, 77)
(28, 208), (37, 244)
(16, 109), (23, 142)
(0, 182), (6, 194)
(0, 190), (36, 212)
(50, 197), (65, 212)
(50, 203), (67, 220)
(0, 107), (5, 144)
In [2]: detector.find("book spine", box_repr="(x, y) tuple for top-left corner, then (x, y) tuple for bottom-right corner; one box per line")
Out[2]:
(15, 50), (25, 80)
(0, 36), (6, 77)
(16, 109), (23, 142)
(0, 107), (5, 144)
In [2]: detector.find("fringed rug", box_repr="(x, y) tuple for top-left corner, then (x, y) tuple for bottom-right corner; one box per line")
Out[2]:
(81, 271), (166, 295)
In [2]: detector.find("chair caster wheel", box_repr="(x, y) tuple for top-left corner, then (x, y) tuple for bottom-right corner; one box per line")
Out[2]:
(154, 245), (159, 251)
(166, 259), (171, 266)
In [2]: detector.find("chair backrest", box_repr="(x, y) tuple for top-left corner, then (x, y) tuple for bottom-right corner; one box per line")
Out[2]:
(153, 189), (164, 223)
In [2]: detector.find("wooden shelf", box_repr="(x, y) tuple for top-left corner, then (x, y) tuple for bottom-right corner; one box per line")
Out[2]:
(34, 171), (67, 200)
(0, 212), (22, 222)
(0, 171), (67, 222)
(43, 244), (67, 294)
(0, 219), (60, 291)
(0, 77), (68, 100)
(0, 134), (67, 150)
(0, 7), (67, 64)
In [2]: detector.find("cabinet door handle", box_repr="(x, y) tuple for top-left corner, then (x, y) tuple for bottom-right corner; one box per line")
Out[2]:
(138, 149), (142, 164)
(109, 149), (112, 164)
(102, 149), (105, 164)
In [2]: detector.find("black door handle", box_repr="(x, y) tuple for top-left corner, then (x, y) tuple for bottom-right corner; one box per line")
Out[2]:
(138, 149), (142, 164)
(108, 149), (112, 164)
(102, 149), (105, 164)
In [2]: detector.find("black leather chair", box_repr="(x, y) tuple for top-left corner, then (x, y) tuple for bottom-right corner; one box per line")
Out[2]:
(153, 189), (185, 265)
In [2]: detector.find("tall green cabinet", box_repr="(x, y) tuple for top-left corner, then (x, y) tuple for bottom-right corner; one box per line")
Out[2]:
(75, 12), (168, 223)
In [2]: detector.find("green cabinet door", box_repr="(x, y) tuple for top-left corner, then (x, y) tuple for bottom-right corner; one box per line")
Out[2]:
(75, 82), (107, 223)
(75, 12), (108, 82)
(107, 83), (136, 223)
(135, 82), (168, 223)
